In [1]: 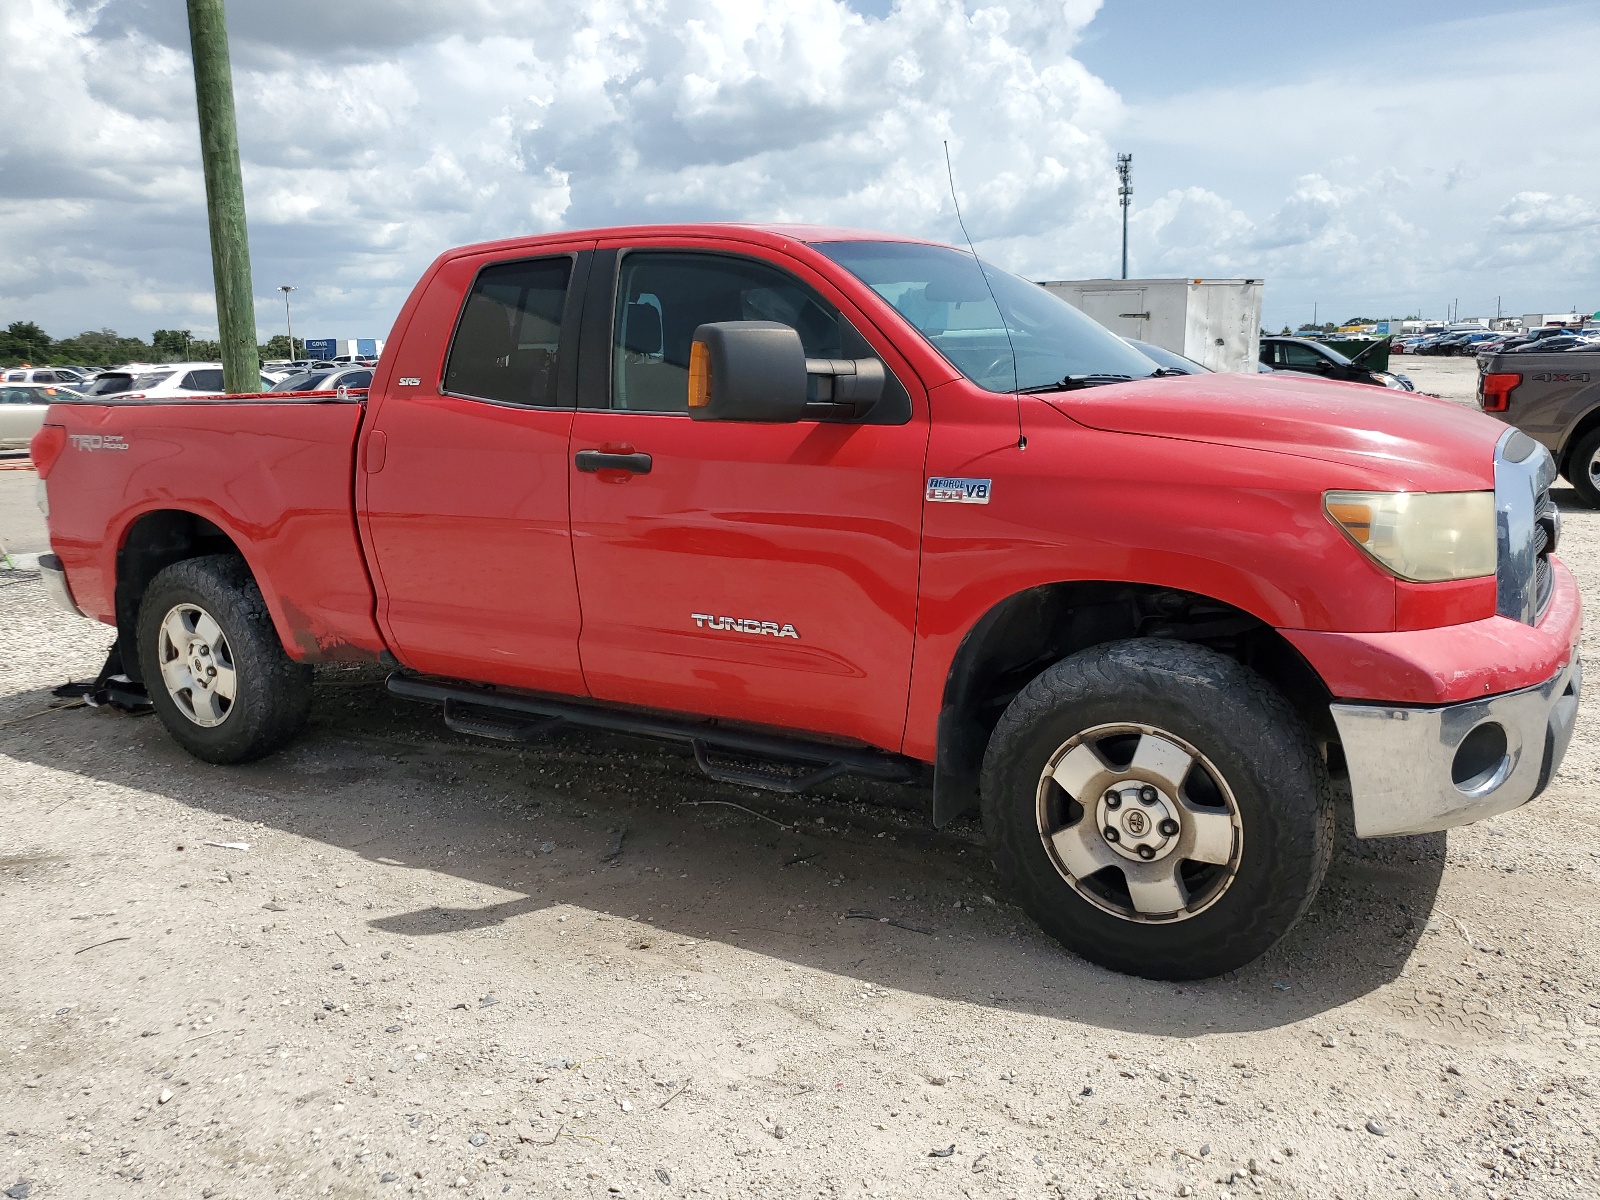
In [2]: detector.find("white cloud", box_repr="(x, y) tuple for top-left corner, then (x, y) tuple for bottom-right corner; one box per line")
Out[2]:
(2, 0), (1598, 339)
(1490, 192), (1600, 235)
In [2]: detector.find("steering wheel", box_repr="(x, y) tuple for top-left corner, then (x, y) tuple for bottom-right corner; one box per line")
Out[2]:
(977, 353), (1018, 387)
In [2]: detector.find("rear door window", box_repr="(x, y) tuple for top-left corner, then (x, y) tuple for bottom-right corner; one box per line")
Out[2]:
(180, 369), (225, 391)
(444, 256), (573, 406)
(1279, 343), (1327, 368)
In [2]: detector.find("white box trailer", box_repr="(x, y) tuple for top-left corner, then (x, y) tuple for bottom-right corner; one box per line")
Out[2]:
(1039, 277), (1264, 373)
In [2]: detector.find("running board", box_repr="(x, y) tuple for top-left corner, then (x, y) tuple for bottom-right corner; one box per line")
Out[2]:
(387, 673), (918, 794)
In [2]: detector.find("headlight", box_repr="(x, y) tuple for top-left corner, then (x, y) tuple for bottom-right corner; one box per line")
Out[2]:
(1375, 372), (1406, 389)
(1325, 490), (1496, 581)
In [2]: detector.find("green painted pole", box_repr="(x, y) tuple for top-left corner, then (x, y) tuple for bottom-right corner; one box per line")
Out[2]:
(186, 0), (258, 393)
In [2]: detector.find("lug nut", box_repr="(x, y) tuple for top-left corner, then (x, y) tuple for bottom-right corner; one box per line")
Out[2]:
(1137, 845), (1155, 860)
(1158, 818), (1179, 837)
(1139, 785), (1157, 804)
(1103, 827), (1120, 843)
(1105, 791), (1122, 810)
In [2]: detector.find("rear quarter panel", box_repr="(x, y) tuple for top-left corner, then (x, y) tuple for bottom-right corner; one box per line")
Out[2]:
(45, 399), (385, 662)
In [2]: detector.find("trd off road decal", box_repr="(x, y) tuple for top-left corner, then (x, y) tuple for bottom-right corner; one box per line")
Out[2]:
(69, 434), (129, 452)
(691, 614), (800, 639)
(926, 476), (991, 504)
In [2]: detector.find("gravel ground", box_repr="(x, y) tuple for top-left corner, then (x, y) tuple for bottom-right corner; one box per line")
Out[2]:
(1, 405), (1597, 1199)
(1387, 357), (1479, 404)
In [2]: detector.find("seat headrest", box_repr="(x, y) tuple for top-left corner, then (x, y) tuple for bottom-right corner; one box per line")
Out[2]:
(624, 301), (663, 356)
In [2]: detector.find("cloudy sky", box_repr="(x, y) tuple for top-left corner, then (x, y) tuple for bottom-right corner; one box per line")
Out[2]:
(3, 0), (1598, 345)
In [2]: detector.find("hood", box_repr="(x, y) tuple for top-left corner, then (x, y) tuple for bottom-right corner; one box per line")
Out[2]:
(1345, 335), (1390, 368)
(1044, 372), (1500, 491)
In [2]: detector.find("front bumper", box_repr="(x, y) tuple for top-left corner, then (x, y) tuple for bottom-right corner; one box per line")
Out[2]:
(38, 552), (87, 618)
(1331, 655), (1581, 838)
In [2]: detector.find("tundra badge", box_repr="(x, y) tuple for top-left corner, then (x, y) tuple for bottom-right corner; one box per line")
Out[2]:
(926, 476), (991, 504)
(691, 614), (800, 639)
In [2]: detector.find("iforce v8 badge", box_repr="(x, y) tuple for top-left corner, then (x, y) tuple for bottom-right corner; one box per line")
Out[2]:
(926, 477), (992, 504)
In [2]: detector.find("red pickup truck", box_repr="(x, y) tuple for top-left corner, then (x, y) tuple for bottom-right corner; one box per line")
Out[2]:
(31, 224), (1581, 980)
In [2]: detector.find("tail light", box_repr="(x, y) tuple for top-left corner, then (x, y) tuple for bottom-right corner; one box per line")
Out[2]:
(30, 424), (67, 479)
(1480, 372), (1521, 413)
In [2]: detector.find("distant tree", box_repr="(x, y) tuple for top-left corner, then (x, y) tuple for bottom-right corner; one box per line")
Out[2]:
(50, 328), (155, 366)
(259, 334), (293, 359)
(187, 338), (222, 361)
(1280, 325), (1292, 335)
(151, 329), (194, 361)
(0, 320), (52, 365)
(1342, 316), (1378, 326)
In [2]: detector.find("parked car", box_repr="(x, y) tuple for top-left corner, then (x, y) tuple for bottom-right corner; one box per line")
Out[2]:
(3, 367), (80, 386)
(0, 384), (69, 449)
(268, 367), (374, 393)
(1502, 335), (1588, 354)
(1259, 337), (1413, 389)
(120, 363), (276, 397)
(33, 222), (1579, 982)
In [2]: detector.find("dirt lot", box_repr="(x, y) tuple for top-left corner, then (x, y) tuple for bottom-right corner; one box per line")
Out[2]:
(1, 387), (1597, 1199)
(1388, 357), (1479, 405)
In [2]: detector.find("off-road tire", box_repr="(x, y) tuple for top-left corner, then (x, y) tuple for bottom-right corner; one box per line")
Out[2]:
(1564, 428), (1600, 508)
(980, 639), (1334, 980)
(137, 555), (313, 764)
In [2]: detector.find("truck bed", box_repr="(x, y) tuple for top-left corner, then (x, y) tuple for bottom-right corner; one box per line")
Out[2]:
(43, 392), (387, 663)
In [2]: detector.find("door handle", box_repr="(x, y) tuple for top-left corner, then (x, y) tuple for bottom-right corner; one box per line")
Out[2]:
(574, 449), (652, 475)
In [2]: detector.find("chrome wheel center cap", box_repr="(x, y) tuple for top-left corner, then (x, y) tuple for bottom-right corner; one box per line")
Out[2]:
(1095, 783), (1180, 863)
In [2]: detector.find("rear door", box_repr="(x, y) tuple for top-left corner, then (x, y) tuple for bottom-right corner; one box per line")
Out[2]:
(565, 239), (930, 750)
(359, 242), (595, 694)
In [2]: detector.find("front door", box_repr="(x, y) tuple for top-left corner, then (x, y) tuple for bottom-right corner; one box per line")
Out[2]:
(361, 246), (592, 694)
(567, 244), (930, 750)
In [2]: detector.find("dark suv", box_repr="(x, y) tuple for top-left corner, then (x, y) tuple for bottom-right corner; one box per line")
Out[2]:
(1259, 337), (1412, 390)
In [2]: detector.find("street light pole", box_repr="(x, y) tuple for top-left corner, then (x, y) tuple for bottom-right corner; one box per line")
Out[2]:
(1116, 153), (1133, 280)
(278, 285), (297, 360)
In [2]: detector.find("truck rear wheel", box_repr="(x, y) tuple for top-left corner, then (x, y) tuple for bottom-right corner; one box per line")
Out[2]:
(137, 555), (313, 764)
(1564, 427), (1600, 508)
(979, 639), (1333, 980)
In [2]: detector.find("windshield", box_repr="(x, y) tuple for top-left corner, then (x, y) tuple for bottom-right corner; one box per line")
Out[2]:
(1125, 338), (1209, 374)
(814, 241), (1158, 392)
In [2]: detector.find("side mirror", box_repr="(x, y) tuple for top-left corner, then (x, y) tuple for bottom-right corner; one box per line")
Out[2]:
(689, 321), (885, 422)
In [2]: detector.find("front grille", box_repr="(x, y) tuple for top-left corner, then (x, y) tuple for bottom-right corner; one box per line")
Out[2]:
(1494, 430), (1557, 626)
(1535, 489), (1557, 617)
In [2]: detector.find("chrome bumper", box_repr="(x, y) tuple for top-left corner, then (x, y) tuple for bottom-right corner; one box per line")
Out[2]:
(1330, 657), (1581, 838)
(37, 553), (86, 618)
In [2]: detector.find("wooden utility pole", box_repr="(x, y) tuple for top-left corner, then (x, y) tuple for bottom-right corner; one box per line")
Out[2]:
(187, 0), (258, 393)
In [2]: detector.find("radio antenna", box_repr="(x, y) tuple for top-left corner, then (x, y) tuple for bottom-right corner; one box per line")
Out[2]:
(944, 140), (1024, 448)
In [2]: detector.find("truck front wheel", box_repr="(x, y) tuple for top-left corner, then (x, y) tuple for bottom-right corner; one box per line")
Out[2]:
(980, 639), (1333, 980)
(137, 555), (313, 764)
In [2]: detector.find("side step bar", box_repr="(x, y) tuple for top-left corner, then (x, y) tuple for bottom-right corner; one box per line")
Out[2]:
(387, 673), (919, 794)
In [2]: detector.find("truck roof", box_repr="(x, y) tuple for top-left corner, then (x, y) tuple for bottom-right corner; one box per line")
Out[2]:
(441, 222), (937, 260)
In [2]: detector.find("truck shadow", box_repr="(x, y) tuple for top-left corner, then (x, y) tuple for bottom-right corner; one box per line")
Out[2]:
(0, 664), (1445, 1038)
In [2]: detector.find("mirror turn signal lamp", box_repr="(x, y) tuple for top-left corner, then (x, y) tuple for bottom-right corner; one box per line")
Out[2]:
(1480, 372), (1521, 413)
(688, 340), (711, 409)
